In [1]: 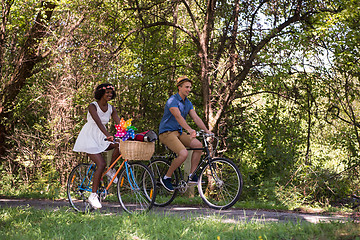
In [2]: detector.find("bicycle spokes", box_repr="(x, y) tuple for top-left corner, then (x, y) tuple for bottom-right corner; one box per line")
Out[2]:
(125, 162), (140, 190)
(199, 158), (242, 209)
(147, 159), (178, 207)
(117, 162), (156, 214)
(67, 163), (94, 213)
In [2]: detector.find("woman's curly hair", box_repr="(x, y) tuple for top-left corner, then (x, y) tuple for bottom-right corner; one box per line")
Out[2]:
(94, 83), (116, 100)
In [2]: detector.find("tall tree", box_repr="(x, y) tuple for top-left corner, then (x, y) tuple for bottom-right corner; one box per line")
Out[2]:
(123, 0), (341, 132)
(314, 0), (360, 155)
(0, 0), (85, 156)
(1, 1), (56, 154)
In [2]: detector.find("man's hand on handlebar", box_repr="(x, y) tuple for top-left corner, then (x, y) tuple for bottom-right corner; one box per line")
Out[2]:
(196, 129), (214, 137)
(205, 129), (213, 136)
(189, 129), (197, 138)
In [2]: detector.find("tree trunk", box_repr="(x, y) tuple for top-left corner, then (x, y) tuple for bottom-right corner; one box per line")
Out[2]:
(0, 1), (56, 157)
(199, 0), (215, 130)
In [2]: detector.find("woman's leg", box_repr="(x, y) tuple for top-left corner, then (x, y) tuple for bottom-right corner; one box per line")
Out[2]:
(106, 143), (120, 167)
(88, 153), (106, 193)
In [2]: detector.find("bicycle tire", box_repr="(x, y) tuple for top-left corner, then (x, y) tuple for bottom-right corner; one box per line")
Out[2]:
(117, 161), (156, 214)
(147, 158), (179, 207)
(67, 163), (94, 213)
(198, 158), (243, 210)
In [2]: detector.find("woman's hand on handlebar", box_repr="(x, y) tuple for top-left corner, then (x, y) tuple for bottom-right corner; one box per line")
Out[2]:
(106, 135), (114, 142)
(104, 136), (121, 143)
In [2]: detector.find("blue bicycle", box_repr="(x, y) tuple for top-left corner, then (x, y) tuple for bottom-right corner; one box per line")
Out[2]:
(67, 146), (156, 214)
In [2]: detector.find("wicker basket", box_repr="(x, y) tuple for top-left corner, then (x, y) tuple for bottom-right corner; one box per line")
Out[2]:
(119, 141), (155, 160)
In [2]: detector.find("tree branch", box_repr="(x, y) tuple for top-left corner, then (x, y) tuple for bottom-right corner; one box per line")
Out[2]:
(1, 1), (56, 111)
(111, 21), (199, 57)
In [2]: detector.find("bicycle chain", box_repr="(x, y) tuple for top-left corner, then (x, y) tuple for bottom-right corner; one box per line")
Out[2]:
(176, 180), (188, 193)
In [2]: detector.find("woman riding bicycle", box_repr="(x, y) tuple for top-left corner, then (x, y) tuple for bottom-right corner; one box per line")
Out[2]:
(73, 83), (121, 209)
(158, 76), (212, 192)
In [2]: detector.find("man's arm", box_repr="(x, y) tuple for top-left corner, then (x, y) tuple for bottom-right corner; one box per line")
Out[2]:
(188, 109), (211, 134)
(169, 107), (196, 137)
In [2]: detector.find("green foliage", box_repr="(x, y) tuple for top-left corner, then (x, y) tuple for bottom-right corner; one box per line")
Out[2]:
(1, 0), (360, 211)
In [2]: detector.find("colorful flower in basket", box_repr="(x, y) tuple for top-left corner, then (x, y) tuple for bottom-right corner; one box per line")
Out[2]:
(115, 118), (137, 141)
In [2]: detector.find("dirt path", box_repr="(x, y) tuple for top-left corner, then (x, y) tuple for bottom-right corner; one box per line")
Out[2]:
(0, 198), (358, 224)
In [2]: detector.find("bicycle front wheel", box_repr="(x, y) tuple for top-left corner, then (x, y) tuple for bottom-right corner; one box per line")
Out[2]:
(67, 163), (94, 213)
(117, 162), (156, 214)
(198, 158), (243, 210)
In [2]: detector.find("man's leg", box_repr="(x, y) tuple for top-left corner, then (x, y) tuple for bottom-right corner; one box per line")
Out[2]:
(159, 131), (188, 178)
(189, 138), (202, 173)
(179, 133), (202, 174)
(165, 149), (188, 177)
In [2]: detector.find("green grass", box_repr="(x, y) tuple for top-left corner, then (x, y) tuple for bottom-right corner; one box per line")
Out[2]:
(0, 206), (359, 240)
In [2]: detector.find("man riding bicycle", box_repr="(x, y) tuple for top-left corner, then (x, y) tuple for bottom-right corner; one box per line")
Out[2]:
(158, 76), (212, 191)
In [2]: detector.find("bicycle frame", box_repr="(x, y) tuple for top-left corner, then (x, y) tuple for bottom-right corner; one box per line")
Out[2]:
(76, 164), (95, 192)
(102, 155), (126, 190)
(76, 154), (130, 194)
(184, 149), (210, 180)
(166, 132), (218, 184)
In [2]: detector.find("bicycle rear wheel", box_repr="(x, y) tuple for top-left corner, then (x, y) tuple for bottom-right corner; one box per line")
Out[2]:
(198, 158), (243, 210)
(67, 163), (94, 213)
(147, 158), (179, 207)
(117, 162), (156, 214)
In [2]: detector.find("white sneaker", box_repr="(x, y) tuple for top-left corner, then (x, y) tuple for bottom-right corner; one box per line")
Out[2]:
(105, 169), (118, 184)
(88, 193), (102, 209)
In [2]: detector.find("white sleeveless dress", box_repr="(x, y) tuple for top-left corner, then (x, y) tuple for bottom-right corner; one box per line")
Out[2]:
(73, 102), (113, 154)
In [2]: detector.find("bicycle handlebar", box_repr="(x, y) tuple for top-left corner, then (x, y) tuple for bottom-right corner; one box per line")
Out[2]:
(104, 137), (122, 143)
(105, 130), (219, 154)
(105, 131), (216, 143)
(196, 130), (214, 138)
(195, 130), (219, 154)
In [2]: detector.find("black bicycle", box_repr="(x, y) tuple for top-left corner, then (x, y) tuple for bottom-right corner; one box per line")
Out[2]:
(147, 130), (243, 210)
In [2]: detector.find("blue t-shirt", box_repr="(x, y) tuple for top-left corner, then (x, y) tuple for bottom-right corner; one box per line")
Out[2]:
(159, 93), (194, 134)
